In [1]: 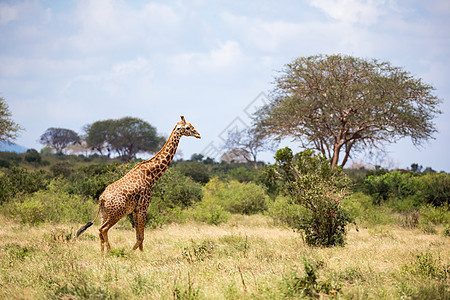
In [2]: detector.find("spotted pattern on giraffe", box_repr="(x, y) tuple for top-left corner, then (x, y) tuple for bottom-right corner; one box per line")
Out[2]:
(75, 116), (201, 252)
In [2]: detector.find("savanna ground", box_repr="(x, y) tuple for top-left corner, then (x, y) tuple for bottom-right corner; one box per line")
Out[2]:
(0, 213), (448, 299)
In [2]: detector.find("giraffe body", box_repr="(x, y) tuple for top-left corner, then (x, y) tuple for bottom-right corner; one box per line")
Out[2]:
(76, 116), (200, 252)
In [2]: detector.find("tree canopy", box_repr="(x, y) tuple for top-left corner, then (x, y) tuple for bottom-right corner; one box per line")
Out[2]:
(0, 97), (22, 146)
(255, 54), (442, 168)
(40, 128), (80, 153)
(85, 117), (164, 161)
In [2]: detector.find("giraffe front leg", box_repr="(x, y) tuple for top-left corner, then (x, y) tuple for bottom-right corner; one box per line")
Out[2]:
(132, 210), (146, 251)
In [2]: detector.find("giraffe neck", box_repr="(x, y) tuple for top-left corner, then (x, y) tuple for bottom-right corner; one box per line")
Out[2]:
(139, 126), (182, 182)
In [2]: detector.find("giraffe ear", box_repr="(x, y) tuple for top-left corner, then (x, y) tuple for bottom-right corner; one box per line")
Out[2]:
(180, 116), (186, 124)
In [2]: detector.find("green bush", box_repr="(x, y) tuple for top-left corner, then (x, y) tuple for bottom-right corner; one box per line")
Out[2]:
(345, 192), (399, 226)
(364, 171), (424, 205)
(280, 259), (340, 298)
(419, 204), (449, 226)
(420, 173), (450, 206)
(266, 195), (306, 228)
(51, 162), (73, 178)
(266, 148), (352, 247)
(0, 151), (22, 168)
(187, 201), (230, 225)
(202, 177), (268, 215)
(173, 161), (210, 184)
(364, 171), (449, 207)
(152, 168), (203, 209)
(3, 179), (96, 225)
(68, 162), (133, 199)
(0, 167), (49, 204)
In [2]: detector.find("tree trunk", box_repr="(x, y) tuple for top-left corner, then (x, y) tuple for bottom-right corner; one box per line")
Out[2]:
(331, 143), (342, 168)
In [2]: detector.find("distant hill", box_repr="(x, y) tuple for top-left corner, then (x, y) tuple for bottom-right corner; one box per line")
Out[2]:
(0, 142), (28, 153)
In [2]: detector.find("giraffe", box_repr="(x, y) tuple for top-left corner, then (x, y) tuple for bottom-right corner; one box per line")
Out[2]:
(75, 116), (201, 252)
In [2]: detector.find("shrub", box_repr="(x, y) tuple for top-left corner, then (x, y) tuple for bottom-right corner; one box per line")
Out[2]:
(420, 173), (450, 206)
(364, 171), (450, 207)
(187, 201), (230, 225)
(0, 151), (22, 168)
(152, 168), (203, 209)
(3, 179), (96, 225)
(280, 259), (340, 298)
(0, 167), (49, 204)
(267, 195), (306, 228)
(24, 148), (42, 164)
(201, 178), (268, 215)
(419, 203), (449, 226)
(266, 148), (352, 247)
(173, 161), (210, 184)
(68, 162), (133, 199)
(51, 162), (73, 178)
(364, 171), (424, 205)
(227, 166), (261, 183)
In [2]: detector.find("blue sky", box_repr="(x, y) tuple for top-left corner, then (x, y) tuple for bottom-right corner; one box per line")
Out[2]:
(1, 0), (449, 171)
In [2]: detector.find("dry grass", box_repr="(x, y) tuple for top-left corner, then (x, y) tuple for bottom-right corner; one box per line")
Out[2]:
(0, 214), (449, 299)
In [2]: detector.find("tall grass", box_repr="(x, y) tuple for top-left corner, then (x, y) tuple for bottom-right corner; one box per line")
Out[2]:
(0, 214), (448, 299)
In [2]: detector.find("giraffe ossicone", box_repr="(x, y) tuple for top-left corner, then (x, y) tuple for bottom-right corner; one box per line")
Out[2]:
(75, 116), (201, 252)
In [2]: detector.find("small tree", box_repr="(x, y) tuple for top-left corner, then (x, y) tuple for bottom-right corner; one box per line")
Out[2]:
(0, 97), (23, 146)
(267, 147), (352, 247)
(85, 117), (164, 161)
(39, 128), (80, 154)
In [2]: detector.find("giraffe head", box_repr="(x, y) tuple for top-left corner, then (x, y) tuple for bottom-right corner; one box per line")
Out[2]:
(176, 116), (201, 139)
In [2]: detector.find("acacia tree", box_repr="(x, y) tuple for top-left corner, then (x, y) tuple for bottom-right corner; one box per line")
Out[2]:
(40, 128), (80, 153)
(0, 97), (22, 146)
(84, 119), (115, 157)
(85, 117), (164, 161)
(255, 54), (442, 168)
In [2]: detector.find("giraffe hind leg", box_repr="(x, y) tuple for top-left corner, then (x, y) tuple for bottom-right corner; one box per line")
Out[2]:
(98, 217), (121, 253)
(132, 211), (146, 251)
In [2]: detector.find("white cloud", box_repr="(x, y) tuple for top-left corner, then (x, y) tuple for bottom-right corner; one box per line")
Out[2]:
(171, 40), (243, 75)
(68, 0), (181, 53)
(221, 12), (305, 53)
(308, 0), (387, 25)
(63, 57), (154, 97)
(0, 3), (19, 25)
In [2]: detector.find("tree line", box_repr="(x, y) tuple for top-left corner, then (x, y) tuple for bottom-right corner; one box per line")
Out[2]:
(39, 117), (165, 161)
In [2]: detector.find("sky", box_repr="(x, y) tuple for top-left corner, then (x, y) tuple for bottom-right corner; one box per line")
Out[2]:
(0, 0), (449, 171)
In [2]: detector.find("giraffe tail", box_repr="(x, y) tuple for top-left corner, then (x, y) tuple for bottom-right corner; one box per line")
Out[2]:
(75, 199), (101, 238)
(75, 222), (93, 237)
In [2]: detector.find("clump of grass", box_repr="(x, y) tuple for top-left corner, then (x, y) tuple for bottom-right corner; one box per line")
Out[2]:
(172, 272), (200, 300)
(442, 225), (450, 237)
(110, 247), (128, 258)
(332, 266), (367, 284)
(398, 210), (420, 229)
(280, 258), (340, 298)
(409, 281), (450, 300)
(4, 243), (32, 261)
(181, 239), (215, 263)
(403, 251), (449, 280)
(218, 234), (249, 257)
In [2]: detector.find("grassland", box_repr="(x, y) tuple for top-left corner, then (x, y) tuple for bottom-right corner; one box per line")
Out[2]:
(0, 214), (448, 299)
